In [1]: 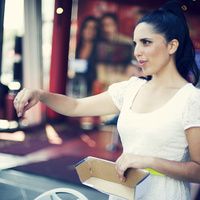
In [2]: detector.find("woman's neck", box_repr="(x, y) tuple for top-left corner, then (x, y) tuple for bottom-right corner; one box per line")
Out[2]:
(150, 61), (188, 88)
(79, 41), (93, 59)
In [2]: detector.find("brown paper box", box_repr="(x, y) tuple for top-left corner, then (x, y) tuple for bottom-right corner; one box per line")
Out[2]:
(75, 156), (149, 200)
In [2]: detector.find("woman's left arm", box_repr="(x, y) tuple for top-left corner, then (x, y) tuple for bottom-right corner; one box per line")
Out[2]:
(116, 127), (200, 183)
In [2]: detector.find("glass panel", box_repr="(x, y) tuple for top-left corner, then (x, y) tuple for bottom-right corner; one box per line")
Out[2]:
(1, 0), (24, 86)
(66, 0), (146, 129)
(42, 0), (54, 90)
(0, 0), (24, 121)
(67, 0), (145, 100)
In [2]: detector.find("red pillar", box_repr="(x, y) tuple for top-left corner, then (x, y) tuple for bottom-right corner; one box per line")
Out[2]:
(47, 0), (72, 119)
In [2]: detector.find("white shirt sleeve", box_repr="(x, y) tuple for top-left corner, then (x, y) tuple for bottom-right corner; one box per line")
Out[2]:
(182, 88), (200, 130)
(107, 76), (138, 110)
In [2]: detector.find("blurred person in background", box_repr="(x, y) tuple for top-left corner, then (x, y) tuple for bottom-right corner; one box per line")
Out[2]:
(100, 12), (132, 44)
(75, 16), (100, 95)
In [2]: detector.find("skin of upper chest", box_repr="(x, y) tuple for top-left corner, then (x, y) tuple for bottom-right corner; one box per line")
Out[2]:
(130, 85), (182, 113)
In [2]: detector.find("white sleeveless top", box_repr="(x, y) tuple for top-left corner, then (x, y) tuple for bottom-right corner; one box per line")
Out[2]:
(107, 77), (200, 200)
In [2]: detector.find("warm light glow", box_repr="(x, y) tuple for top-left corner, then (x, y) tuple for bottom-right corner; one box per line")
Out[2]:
(181, 5), (187, 11)
(0, 120), (19, 130)
(45, 124), (63, 144)
(9, 121), (19, 129)
(0, 131), (25, 142)
(8, 81), (21, 91)
(0, 120), (9, 129)
(56, 7), (63, 14)
(80, 134), (96, 147)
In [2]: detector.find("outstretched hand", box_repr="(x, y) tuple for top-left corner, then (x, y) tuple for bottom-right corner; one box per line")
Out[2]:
(13, 88), (41, 117)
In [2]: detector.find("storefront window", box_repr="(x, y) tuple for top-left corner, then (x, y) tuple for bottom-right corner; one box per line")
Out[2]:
(1, 0), (24, 87)
(67, 0), (143, 98)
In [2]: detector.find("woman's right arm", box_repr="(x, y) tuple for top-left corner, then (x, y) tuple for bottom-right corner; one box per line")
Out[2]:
(14, 88), (119, 117)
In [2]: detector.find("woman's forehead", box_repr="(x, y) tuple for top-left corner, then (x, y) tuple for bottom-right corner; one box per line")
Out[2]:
(133, 23), (154, 38)
(133, 22), (164, 41)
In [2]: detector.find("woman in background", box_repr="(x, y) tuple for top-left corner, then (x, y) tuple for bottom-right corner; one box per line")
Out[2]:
(75, 16), (100, 95)
(100, 12), (132, 44)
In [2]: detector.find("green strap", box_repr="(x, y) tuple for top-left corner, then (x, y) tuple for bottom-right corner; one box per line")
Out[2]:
(145, 168), (164, 176)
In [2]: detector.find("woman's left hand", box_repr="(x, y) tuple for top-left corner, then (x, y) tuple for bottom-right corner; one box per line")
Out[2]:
(115, 153), (153, 181)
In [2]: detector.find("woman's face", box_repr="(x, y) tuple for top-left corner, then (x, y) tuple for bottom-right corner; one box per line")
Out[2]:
(133, 22), (172, 76)
(101, 17), (118, 40)
(82, 20), (97, 41)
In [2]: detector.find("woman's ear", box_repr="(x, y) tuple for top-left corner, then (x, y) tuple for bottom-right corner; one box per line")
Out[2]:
(168, 39), (179, 55)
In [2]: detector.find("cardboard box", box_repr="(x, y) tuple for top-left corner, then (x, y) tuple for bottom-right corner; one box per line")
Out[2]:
(75, 156), (149, 200)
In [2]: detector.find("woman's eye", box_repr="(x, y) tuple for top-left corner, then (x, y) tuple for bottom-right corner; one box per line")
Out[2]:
(132, 41), (136, 47)
(142, 40), (151, 46)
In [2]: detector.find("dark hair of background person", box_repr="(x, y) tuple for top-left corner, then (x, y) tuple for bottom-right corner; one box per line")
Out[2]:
(75, 16), (100, 94)
(136, 1), (199, 85)
(76, 16), (100, 58)
(101, 12), (118, 25)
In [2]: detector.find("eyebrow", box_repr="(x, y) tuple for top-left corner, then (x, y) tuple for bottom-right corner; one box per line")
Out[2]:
(133, 37), (153, 43)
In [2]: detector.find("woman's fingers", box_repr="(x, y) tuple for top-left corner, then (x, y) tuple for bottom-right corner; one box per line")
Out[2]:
(115, 156), (126, 182)
(115, 154), (151, 182)
(14, 89), (26, 117)
(17, 94), (29, 117)
(14, 88), (38, 117)
(24, 98), (37, 112)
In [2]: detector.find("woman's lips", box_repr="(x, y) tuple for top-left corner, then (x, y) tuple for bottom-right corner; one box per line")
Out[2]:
(138, 60), (147, 66)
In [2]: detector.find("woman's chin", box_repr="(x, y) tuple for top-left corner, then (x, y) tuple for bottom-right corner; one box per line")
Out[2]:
(142, 69), (152, 76)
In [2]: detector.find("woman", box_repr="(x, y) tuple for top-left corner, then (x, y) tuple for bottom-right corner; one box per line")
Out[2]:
(100, 12), (132, 44)
(75, 16), (99, 95)
(14, 1), (200, 199)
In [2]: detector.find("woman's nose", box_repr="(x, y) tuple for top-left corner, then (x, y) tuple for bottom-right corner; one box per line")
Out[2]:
(134, 44), (143, 58)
